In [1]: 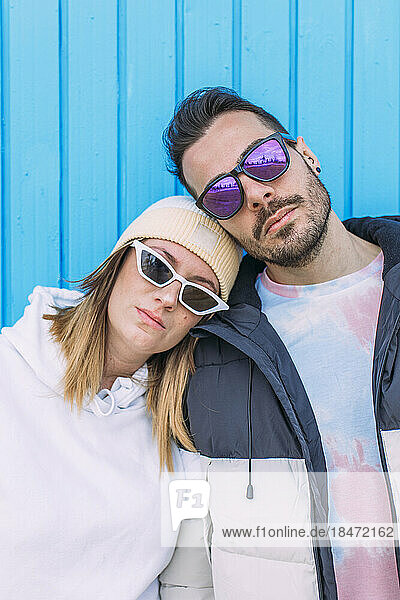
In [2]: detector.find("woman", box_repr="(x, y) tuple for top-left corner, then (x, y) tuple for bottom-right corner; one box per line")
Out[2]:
(0, 196), (241, 600)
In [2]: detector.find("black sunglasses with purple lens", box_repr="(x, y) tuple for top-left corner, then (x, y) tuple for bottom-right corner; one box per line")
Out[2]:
(196, 132), (296, 220)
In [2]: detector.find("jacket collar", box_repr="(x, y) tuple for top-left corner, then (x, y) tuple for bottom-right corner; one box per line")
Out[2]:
(343, 216), (400, 277)
(228, 215), (400, 308)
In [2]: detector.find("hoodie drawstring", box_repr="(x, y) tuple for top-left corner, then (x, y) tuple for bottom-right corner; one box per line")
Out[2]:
(246, 358), (254, 500)
(92, 389), (117, 417)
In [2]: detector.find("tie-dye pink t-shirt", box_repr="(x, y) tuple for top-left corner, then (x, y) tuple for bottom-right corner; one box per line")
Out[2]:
(255, 252), (399, 599)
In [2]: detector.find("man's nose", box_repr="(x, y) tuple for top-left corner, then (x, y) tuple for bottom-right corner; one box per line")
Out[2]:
(239, 174), (275, 212)
(155, 279), (181, 309)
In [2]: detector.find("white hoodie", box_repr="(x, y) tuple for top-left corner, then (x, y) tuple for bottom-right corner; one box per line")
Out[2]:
(0, 286), (189, 600)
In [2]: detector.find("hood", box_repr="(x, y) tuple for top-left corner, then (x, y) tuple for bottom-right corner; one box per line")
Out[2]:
(1, 286), (148, 416)
(343, 215), (400, 278)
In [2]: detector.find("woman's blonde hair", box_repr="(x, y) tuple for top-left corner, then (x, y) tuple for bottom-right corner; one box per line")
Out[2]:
(44, 242), (198, 471)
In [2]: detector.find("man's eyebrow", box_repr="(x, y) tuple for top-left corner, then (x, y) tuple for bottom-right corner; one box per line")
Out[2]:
(201, 137), (267, 193)
(150, 247), (218, 293)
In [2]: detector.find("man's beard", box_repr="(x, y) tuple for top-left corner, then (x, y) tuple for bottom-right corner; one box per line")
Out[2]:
(234, 169), (332, 268)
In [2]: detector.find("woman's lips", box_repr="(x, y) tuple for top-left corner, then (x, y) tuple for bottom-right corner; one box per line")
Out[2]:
(136, 307), (165, 330)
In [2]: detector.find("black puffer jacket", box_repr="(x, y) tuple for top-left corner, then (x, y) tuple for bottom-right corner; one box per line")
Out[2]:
(184, 216), (400, 600)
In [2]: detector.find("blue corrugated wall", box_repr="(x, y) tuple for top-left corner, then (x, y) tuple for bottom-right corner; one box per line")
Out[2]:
(0, 0), (399, 327)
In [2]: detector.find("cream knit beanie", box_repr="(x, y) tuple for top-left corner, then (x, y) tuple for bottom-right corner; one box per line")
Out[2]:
(111, 196), (242, 302)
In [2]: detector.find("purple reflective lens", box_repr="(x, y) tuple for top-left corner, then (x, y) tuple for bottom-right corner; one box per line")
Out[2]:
(202, 175), (242, 218)
(243, 139), (287, 180)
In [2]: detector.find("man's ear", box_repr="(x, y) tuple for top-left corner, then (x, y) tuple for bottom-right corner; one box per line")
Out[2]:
(294, 136), (321, 175)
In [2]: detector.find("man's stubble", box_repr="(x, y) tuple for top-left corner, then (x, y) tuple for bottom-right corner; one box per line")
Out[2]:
(232, 168), (332, 268)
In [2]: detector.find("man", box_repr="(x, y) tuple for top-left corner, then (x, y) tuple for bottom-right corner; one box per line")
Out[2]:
(162, 87), (400, 600)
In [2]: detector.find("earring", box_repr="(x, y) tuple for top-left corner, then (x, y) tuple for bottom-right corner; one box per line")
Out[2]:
(316, 167), (321, 173)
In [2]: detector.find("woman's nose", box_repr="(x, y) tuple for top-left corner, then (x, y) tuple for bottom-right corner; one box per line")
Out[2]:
(154, 280), (181, 309)
(239, 174), (276, 212)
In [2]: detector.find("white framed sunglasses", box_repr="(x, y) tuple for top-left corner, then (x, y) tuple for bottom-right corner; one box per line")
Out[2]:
(131, 240), (229, 316)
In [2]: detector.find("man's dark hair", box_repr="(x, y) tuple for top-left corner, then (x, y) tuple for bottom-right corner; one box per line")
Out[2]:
(163, 86), (290, 196)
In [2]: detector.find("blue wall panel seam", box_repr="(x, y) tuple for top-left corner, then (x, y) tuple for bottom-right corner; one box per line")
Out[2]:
(232, 0), (242, 93)
(174, 0), (184, 196)
(58, 0), (69, 286)
(344, 0), (354, 218)
(289, 0), (298, 136)
(117, 0), (127, 237)
(175, 0), (184, 105)
(0, 0), (10, 326)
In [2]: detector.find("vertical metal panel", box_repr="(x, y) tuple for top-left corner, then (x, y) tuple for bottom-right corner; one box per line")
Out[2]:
(183, 0), (233, 94)
(7, 0), (60, 324)
(232, 0), (242, 92)
(175, 0), (184, 105)
(173, 0), (185, 196)
(241, 0), (291, 130)
(124, 0), (176, 228)
(343, 0), (354, 219)
(353, 0), (400, 216)
(59, 0), (69, 287)
(297, 0), (347, 218)
(289, 0), (298, 137)
(65, 0), (118, 282)
(117, 0), (127, 236)
(0, 0), (11, 328)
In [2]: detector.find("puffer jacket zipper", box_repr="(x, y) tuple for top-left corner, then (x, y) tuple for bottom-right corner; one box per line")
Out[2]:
(374, 310), (400, 582)
(246, 358), (254, 500)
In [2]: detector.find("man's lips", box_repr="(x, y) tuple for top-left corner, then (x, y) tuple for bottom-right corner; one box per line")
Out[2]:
(136, 307), (165, 330)
(265, 206), (297, 235)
